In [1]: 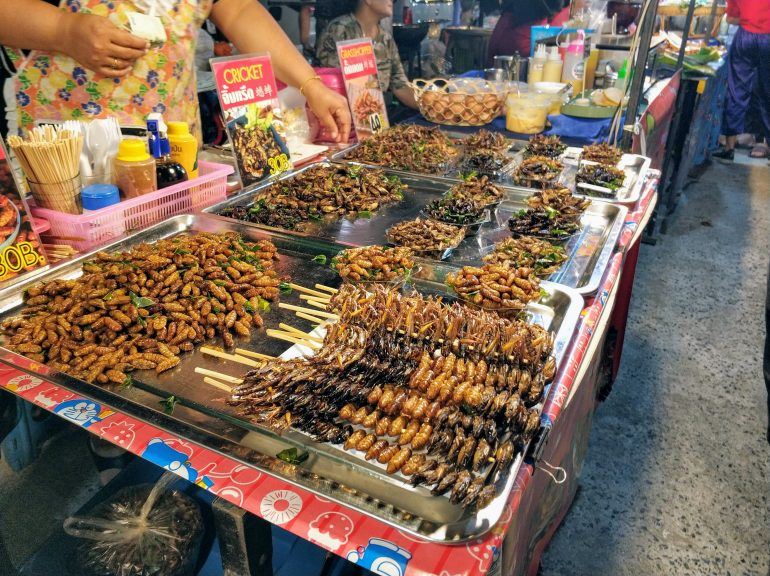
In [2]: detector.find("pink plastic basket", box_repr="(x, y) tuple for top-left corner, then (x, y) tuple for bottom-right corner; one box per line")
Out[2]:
(30, 161), (233, 252)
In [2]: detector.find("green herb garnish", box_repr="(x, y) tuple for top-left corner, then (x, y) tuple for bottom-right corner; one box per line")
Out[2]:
(159, 395), (178, 415)
(357, 210), (372, 219)
(256, 296), (270, 312)
(276, 447), (309, 464)
(279, 282), (293, 295)
(312, 254), (327, 265)
(129, 292), (155, 309)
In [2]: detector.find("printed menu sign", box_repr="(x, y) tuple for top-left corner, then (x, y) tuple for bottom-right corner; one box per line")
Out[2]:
(0, 140), (47, 286)
(336, 39), (389, 137)
(210, 53), (291, 186)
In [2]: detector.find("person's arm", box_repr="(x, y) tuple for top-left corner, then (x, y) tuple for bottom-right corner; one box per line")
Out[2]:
(299, 6), (312, 52)
(210, 0), (351, 142)
(386, 36), (418, 109)
(725, 0), (740, 25)
(0, 0), (148, 78)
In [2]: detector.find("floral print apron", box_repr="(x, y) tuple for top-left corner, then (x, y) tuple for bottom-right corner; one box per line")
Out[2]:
(12, 0), (211, 138)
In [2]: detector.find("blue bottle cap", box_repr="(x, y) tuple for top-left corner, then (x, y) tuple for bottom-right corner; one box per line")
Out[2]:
(81, 184), (120, 211)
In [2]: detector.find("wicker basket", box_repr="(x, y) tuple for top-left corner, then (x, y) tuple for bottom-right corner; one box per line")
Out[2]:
(411, 78), (506, 127)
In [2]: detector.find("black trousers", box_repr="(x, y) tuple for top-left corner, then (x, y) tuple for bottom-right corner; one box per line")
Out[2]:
(765, 261), (769, 443)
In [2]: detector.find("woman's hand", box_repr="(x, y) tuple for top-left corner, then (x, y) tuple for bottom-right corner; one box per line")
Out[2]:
(303, 80), (352, 143)
(59, 13), (148, 78)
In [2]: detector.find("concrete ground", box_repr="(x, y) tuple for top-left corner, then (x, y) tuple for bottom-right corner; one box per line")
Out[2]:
(541, 152), (770, 575)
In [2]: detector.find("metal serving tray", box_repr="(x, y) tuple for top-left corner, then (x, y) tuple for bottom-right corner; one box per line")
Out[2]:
(206, 162), (626, 296)
(0, 213), (582, 542)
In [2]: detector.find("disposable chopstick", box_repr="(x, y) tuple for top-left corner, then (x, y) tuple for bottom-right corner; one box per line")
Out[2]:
(194, 367), (243, 384)
(314, 283), (338, 294)
(265, 329), (322, 349)
(278, 302), (338, 319)
(203, 376), (233, 393)
(234, 348), (275, 361)
(278, 323), (324, 342)
(299, 294), (330, 304)
(288, 283), (330, 298)
(301, 299), (330, 311)
(200, 346), (262, 367)
(295, 311), (328, 325)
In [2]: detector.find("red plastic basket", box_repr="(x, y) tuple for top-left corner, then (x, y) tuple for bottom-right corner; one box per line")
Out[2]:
(30, 161), (233, 252)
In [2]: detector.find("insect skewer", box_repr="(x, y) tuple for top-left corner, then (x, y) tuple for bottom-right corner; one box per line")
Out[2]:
(194, 367), (243, 384)
(288, 283), (330, 298)
(235, 348), (275, 361)
(200, 346), (262, 367)
(299, 293), (331, 304)
(278, 323), (324, 342)
(266, 329), (322, 350)
(278, 302), (339, 319)
(314, 283), (338, 294)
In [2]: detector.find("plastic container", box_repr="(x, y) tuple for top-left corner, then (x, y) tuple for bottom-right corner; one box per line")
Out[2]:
(528, 44), (547, 85)
(505, 92), (550, 134)
(30, 161), (233, 252)
(542, 46), (563, 83)
(114, 138), (157, 199)
(81, 184), (125, 240)
(168, 121), (199, 179)
(534, 82), (569, 115)
(562, 31), (586, 93)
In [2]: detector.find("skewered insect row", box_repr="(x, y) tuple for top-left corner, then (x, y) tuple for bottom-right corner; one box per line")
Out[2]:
(332, 245), (416, 284)
(463, 129), (510, 152)
(576, 163), (626, 195)
(1, 232), (283, 383)
(219, 165), (407, 231)
(522, 135), (567, 159)
(446, 264), (542, 314)
(513, 156), (564, 189)
(346, 125), (459, 173)
(527, 187), (591, 219)
(424, 195), (487, 227)
(447, 175), (504, 208)
(386, 218), (465, 254)
(483, 236), (567, 276)
(581, 142), (623, 166)
(229, 284), (555, 509)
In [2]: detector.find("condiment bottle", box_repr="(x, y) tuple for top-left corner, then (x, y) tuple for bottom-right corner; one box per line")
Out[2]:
(168, 121), (199, 179)
(584, 42), (599, 90)
(542, 46), (563, 83)
(562, 31), (586, 93)
(114, 138), (157, 199)
(148, 114), (188, 189)
(528, 44), (547, 85)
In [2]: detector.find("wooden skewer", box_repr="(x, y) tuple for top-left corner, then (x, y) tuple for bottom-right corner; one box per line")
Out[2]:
(314, 283), (338, 294)
(234, 348), (275, 361)
(288, 283), (331, 298)
(267, 328), (323, 344)
(277, 323), (324, 342)
(302, 299), (330, 311)
(299, 294), (330, 306)
(279, 302), (339, 319)
(295, 311), (328, 325)
(266, 329), (322, 349)
(200, 346), (262, 368)
(203, 376), (233, 393)
(194, 367), (243, 384)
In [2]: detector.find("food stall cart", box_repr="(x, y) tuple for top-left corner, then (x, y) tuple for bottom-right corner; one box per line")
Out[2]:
(0, 116), (658, 575)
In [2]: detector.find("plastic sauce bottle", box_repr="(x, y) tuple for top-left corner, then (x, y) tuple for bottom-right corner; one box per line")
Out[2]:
(584, 43), (599, 90)
(148, 114), (188, 189)
(528, 44), (547, 85)
(542, 46), (563, 83)
(562, 31), (586, 94)
(114, 138), (157, 199)
(168, 121), (199, 179)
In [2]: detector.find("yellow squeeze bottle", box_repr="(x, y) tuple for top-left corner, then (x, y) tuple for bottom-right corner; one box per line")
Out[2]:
(167, 121), (198, 179)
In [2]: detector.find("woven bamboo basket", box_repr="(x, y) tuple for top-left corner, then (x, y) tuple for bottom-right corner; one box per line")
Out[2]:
(411, 78), (506, 127)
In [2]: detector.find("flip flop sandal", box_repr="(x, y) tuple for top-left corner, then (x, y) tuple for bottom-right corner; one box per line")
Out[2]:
(750, 143), (770, 158)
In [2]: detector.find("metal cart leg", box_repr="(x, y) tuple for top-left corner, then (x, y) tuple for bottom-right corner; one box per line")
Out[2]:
(212, 497), (274, 576)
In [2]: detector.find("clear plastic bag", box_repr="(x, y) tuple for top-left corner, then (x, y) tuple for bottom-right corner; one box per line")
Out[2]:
(63, 472), (204, 576)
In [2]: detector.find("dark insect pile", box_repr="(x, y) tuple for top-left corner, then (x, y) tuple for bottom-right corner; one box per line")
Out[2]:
(346, 125), (459, 173)
(219, 165), (406, 231)
(483, 236), (567, 276)
(229, 284), (555, 510)
(1, 232), (282, 383)
(522, 135), (567, 159)
(232, 124), (283, 184)
(513, 156), (564, 189)
(508, 187), (590, 242)
(581, 143), (622, 166)
(576, 163), (626, 195)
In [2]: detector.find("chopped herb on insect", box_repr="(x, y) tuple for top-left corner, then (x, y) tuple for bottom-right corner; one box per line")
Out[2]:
(129, 292), (155, 309)
(120, 375), (133, 390)
(357, 210), (372, 219)
(159, 395), (178, 415)
(256, 296), (270, 312)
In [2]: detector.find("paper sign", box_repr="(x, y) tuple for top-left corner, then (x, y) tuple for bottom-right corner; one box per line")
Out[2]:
(0, 140), (48, 286)
(211, 53), (292, 186)
(336, 39), (389, 137)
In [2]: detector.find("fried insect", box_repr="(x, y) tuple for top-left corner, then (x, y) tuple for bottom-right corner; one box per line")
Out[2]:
(332, 245), (416, 284)
(347, 125), (459, 173)
(386, 218), (464, 254)
(523, 135), (567, 159)
(581, 142), (622, 166)
(513, 155), (563, 189)
(447, 263), (542, 313)
(483, 236), (567, 276)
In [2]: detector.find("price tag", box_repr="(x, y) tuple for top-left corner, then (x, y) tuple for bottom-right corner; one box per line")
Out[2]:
(336, 38), (389, 138)
(267, 153), (291, 176)
(368, 113), (383, 134)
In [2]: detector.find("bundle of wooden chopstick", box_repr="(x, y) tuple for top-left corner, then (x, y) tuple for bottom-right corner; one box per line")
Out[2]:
(42, 243), (78, 263)
(8, 125), (83, 214)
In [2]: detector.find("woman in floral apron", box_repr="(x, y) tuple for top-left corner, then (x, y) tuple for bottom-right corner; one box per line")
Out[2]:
(0, 0), (350, 141)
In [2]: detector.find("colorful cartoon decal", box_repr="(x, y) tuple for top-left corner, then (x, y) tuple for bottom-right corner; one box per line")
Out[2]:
(99, 420), (137, 449)
(141, 438), (213, 490)
(466, 539), (499, 572)
(33, 387), (74, 409)
(307, 512), (354, 551)
(53, 399), (114, 428)
(3, 373), (43, 393)
(260, 490), (303, 524)
(347, 538), (412, 576)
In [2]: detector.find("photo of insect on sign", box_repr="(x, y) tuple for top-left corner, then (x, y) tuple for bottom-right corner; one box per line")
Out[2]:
(336, 39), (389, 138)
(211, 53), (292, 187)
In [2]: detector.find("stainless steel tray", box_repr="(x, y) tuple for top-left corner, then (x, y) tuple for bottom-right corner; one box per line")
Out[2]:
(206, 162), (626, 296)
(0, 213), (582, 542)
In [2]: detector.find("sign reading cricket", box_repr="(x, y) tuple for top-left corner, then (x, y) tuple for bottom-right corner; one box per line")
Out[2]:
(336, 39), (389, 137)
(210, 53), (291, 186)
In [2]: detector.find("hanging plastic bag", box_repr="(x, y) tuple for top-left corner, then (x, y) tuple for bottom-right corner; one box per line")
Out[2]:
(63, 472), (204, 576)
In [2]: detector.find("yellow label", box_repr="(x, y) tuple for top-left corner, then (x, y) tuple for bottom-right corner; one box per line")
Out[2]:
(268, 153), (291, 176)
(0, 241), (46, 281)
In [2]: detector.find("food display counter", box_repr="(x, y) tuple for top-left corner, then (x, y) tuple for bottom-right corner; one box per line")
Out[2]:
(0, 127), (657, 576)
